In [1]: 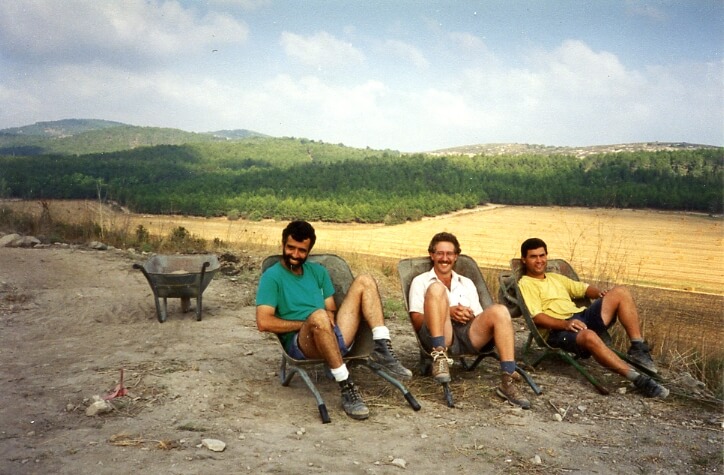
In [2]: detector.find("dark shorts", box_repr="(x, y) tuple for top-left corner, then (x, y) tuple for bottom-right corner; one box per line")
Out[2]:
(418, 320), (495, 356)
(286, 325), (351, 360)
(546, 299), (615, 358)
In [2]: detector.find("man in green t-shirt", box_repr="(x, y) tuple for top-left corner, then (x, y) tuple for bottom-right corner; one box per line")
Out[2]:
(256, 220), (412, 420)
(518, 237), (668, 399)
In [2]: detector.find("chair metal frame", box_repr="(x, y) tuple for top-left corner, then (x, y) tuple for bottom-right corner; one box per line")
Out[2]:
(261, 254), (421, 423)
(397, 255), (541, 407)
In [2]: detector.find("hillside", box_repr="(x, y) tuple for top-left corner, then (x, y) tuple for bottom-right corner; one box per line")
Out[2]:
(429, 142), (721, 159)
(1, 119), (720, 158)
(0, 119), (266, 155)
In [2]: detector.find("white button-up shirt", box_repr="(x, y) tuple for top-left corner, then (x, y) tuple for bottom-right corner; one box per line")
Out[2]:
(408, 268), (484, 317)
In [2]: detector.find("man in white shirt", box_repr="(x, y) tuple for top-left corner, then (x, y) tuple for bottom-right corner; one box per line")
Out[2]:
(408, 232), (530, 409)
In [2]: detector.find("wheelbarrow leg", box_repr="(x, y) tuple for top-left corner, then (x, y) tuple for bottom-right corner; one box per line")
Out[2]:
(195, 261), (210, 321)
(159, 298), (169, 323)
(195, 296), (202, 321)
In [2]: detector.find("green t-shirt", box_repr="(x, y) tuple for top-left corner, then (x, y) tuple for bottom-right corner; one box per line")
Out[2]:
(256, 261), (335, 347)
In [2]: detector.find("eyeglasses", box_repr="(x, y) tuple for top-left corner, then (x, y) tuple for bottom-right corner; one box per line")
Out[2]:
(433, 251), (457, 258)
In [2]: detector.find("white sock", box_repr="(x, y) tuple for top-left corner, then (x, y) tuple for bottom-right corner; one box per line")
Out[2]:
(330, 364), (349, 382)
(372, 325), (390, 341)
(626, 369), (641, 382)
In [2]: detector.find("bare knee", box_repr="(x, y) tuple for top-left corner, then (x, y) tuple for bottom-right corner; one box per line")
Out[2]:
(487, 303), (512, 323)
(606, 285), (633, 301)
(306, 310), (332, 332)
(576, 329), (604, 350)
(425, 282), (448, 302)
(352, 274), (378, 292)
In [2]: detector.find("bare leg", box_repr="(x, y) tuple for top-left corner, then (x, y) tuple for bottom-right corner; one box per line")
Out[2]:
(422, 282), (454, 346)
(336, 274), (386, 345)
(575, 329), (631, 376)
(297, 310), (343, 367)
(600, 286), (643, 340)
(468, 304), (515, 361)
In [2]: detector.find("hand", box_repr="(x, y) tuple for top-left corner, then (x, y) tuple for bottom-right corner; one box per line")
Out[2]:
(451, 305), (473, 323)
(566, 320), (587, 332)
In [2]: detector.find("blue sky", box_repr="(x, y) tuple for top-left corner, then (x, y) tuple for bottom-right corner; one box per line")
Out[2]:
(0, 0), (721, 151)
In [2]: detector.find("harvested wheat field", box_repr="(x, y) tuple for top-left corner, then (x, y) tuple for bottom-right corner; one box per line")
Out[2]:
(114, 204), (723, 294)
(5, 200), (722, 294)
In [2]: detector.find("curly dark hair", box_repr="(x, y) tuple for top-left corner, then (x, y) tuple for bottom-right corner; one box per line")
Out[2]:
(282, 220), (316, 249)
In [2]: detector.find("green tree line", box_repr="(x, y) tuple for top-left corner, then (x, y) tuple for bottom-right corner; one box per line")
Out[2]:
(0, 139), (721, 223)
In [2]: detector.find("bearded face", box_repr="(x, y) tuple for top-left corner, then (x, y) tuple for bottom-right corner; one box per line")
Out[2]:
(281, 235), (311, 273)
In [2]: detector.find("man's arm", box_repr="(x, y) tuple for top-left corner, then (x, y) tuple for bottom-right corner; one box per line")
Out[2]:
(256, 305), (304, 334)
(324, 296), (337, 324)
(533, 312), (587, 333)
(585, 285), (606, 300)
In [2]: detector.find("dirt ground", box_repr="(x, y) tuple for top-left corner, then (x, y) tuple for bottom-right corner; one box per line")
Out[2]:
(0, 245), (722, 475)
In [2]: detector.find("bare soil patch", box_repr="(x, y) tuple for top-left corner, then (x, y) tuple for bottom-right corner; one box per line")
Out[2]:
(0, 245), (721, 474)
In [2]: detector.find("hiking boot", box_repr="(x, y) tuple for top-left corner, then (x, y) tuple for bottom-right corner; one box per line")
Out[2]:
(634, 374), (669, 399)
(627, 341), (658, 374)
(430, 346), (452, 384)
(369, 339), (413, 380)
(496, 372), (531, 409)
(339, 379), (369, 420)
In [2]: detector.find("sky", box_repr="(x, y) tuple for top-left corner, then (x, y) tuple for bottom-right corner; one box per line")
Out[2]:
(0, 1), (721, 152)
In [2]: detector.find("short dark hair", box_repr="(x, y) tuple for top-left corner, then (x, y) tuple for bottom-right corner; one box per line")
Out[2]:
(428, 232), (461, 254)
(521, 237), (547, 258)
(282, 220), (316, 249)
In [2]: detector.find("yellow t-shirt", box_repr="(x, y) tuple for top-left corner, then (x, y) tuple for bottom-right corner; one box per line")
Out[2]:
(518, 273), (588, 320)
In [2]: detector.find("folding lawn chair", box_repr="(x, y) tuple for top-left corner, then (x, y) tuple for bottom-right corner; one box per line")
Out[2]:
(499, 258), (660, 396)
(397, 255), (541, 407)
(260, 254), (421, 423)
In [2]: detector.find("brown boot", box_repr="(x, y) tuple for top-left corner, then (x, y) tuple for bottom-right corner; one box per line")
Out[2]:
(430, 346), (452, 383)
(496, 372), (531, 409)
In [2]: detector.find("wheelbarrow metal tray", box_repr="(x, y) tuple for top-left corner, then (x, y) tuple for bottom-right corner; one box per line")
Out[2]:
(134, 254), (220, 322)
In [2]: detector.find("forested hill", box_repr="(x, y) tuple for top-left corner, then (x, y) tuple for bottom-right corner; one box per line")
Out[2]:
(0, 119), (265, 156)
(1, 132), (721, 222)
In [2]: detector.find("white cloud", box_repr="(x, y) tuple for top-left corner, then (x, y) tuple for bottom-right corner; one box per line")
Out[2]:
(383, 40), (429, 69)
(280, 31), (365, 67)
(0, 0), (248, 66)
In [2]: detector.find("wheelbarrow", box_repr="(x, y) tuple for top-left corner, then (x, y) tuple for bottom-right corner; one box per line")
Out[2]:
(133, 254), (220, 322)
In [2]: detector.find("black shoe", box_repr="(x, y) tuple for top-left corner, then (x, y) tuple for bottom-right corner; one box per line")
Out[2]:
(634, 374), (669, 399)
(369, 339), (413, 380)
(628, 341), (658, 374)
(339, 379), (369, 420)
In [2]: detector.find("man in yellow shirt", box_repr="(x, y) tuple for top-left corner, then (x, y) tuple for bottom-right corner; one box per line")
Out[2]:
(518, 238), (668, 399)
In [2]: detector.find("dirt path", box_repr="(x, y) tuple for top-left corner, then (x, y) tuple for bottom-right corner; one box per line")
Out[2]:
(0, 246), (721, 474)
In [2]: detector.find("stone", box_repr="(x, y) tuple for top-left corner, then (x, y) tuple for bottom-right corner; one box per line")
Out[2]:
(85, 399), (113, 416)
(88, 241), (108, 250)
(390, 458), (407, 469)
(0, 234), (21, 247)
(201, 438), (226, 452)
